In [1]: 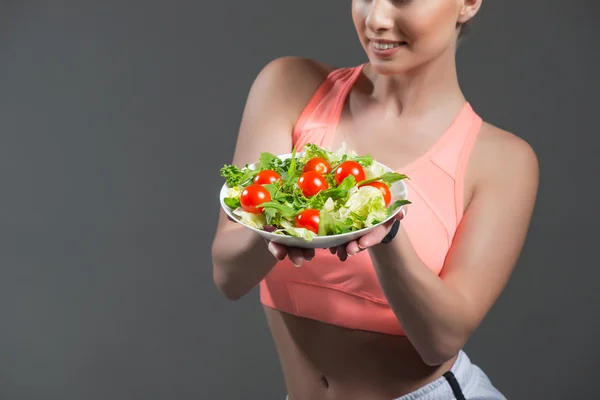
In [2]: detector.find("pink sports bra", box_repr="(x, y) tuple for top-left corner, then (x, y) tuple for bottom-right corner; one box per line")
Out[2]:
(260, 64), (483, 336)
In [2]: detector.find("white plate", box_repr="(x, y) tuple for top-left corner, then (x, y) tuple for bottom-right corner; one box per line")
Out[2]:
(219, 152), (408, 249)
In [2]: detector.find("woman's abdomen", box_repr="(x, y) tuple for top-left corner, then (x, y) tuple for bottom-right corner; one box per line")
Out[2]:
(264, 306), (456, 400)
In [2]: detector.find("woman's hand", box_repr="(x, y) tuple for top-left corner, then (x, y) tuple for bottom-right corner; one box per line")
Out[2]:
(226, 215), (315, 267)
(227, 206), (407, 266)
(328, 207), (407, 261)
(265, 242), (315, 267)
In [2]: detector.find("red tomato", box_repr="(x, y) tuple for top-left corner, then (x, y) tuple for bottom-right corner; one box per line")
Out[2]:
(360, 181), (392, 206)
(254, 170), (282, 185)
(295, 209), (320, 234)
(298, 171), (328, 197)
(303, 157), (331, 175)
(240, 184), (271, 214)
(334, 161), (366, 185)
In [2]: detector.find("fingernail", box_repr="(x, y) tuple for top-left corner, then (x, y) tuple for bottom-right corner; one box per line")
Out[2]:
(306, 257), (313, 262)
(292, 262), (302, 267)
(358, 244), (365, 250)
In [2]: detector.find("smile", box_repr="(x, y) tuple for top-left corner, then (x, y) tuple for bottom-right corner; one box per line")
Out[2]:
(372, 42), (403, 50)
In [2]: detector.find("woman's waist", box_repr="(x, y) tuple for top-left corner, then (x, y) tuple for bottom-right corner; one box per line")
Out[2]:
(264, 307), (457, 400)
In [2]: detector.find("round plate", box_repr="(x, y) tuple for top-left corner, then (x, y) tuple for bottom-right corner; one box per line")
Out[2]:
(219, 152), (408, 249)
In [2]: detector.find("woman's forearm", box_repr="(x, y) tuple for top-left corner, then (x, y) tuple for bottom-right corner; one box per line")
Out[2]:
(212, 227), (277, 300)
(368, 227), (474, 366)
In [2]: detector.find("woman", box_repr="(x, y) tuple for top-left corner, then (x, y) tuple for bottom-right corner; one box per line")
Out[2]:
(211, 0), (538, 399)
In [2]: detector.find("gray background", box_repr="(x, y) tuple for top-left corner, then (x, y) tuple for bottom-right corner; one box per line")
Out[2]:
(1, 1), (598, 399)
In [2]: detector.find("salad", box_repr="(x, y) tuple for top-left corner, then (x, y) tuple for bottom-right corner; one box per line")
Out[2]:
(220, 143), (410, 242)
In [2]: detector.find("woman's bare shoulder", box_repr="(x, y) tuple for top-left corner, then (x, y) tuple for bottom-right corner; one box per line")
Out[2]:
(249, 56), (337, 117)
(475, 121), (539, 179)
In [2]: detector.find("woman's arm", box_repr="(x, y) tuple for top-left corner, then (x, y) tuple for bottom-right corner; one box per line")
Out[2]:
(343, 126), (539, 365)
(211, 56), (331, 300)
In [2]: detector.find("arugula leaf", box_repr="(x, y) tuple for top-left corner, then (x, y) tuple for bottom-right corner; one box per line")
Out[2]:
(263, 182), (283, 199)
(328, 154), (373, 171)
(259, 152), (278, 170)
(223, 197), (240, 209)
(271, 157), (291, 179)
(292, 186), (309, 209)
(320, 175), (356, 200)
(350, 154), (373, 167)
(260, 201), (297, 218)
(357, 172), (409, 186)
(387, 199), (412, 215)
(239, 168), (259, 187)
(282, 147), (299, 190)
(264, 207), (278, 225)
(303, 143), (333, 162)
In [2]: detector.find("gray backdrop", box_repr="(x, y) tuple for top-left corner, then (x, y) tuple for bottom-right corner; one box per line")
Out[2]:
(1, 1), (598, 399)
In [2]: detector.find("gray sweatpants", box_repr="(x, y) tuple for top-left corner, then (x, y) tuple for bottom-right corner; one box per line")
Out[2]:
(286, 351), (506, 400)
(393, 350), (505, 399)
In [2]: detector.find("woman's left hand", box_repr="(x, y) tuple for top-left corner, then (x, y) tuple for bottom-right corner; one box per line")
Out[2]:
(328, 207), (408, 261)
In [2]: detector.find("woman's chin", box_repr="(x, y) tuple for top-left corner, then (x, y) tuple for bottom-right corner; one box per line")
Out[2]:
(368, 60), (408, 76)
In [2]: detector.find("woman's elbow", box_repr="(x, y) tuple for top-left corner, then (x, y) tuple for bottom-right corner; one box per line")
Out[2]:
(420, 346), (460, 367)
(212, 264), (246, 301)
(419, 335), (467, 367)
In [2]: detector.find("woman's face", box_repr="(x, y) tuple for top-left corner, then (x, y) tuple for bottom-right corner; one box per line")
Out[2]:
(352, 0), (478, 75)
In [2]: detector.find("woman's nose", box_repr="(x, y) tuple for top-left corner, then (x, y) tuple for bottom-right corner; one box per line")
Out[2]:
(365, 0), (395, 33)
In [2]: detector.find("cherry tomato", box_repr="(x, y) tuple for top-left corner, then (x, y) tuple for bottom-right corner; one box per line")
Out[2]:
(303, 157), (331, 175)
(295, 209), (320, 234)
(254, 169), (282, 185)
(360, 181), (392, 206)
(298, 171), (328, 197)
(240, 184), (271, 214)
(334, 161), (366, 185)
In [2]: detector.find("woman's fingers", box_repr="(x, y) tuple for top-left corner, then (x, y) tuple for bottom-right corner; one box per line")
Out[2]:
(267, 241), (288, 261)
(345, 240), (361, 256)
(336, 245), (348, 262)
(396, 206), (407, 220)
(288, 247), (306, 267)
(303, 248), (315, 261)
(266, 242), (315, 267)
(267, 219), (404, 267)
(357, 220), (396, 249)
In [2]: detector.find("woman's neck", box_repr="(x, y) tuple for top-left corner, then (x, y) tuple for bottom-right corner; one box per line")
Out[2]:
(362, 46), (465, 118)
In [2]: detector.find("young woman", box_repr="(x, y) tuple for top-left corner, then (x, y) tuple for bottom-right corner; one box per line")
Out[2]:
(211, 1), (538, 399)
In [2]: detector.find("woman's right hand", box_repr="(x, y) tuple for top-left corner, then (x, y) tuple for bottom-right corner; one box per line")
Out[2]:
(265, 241), (315, 267)
(226, 215), (315, 267)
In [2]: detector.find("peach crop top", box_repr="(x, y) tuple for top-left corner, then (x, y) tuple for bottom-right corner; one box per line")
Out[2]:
(260, 64), (483, 336)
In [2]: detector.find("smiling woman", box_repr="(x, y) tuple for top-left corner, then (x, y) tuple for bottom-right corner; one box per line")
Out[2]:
(211, 0), (538, 399)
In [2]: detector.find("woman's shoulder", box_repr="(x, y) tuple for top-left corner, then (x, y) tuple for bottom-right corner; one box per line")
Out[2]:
(477, 121), (538, 172)
(248, 56), (338, 112)
(470, 120), (539, 195)
(256, 56), (337, 88)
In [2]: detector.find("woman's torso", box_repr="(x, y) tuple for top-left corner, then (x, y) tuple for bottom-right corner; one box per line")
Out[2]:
(260, 61), (484, 400)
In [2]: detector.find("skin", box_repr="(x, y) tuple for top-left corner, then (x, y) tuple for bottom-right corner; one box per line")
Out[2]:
(211, 1), (539, 398)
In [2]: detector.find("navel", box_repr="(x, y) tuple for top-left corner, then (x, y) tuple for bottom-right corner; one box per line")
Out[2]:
(319, 375), (330, 389)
